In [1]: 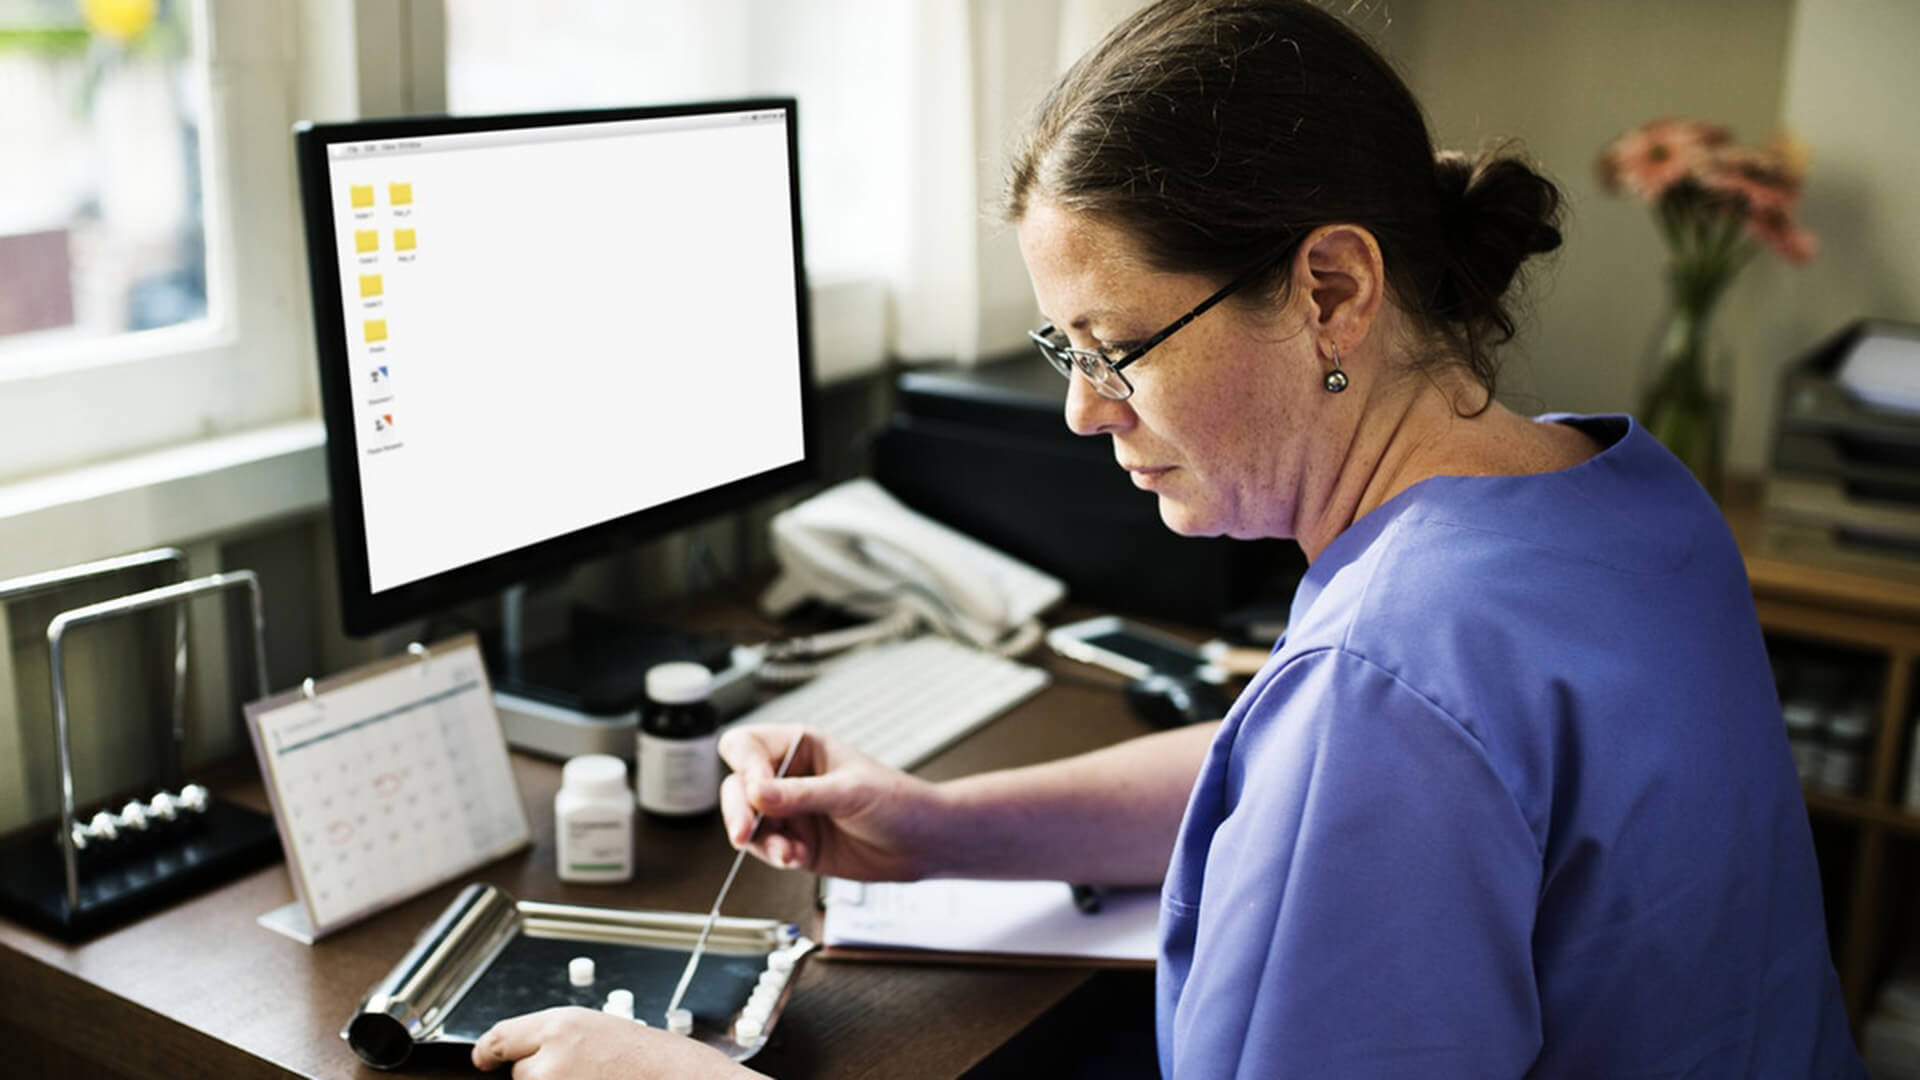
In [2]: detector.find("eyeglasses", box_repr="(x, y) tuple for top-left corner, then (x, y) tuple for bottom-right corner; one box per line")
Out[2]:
(1028, 250), (1289, 402)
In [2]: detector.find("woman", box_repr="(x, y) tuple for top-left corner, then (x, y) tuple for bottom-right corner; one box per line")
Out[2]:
(476, 1), (1864, 1075)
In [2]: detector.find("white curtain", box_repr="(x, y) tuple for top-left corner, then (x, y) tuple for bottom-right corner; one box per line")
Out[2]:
(444, 0), (1146, 371)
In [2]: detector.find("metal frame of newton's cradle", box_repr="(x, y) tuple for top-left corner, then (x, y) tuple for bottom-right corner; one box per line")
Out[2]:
(0, 549), (273, 933)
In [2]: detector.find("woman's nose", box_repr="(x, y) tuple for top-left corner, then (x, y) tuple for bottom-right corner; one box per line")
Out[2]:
(1063, 368), (1135, 437)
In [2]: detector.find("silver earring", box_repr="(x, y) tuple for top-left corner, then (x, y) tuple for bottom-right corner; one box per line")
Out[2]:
(1324, 345), (1349, 393)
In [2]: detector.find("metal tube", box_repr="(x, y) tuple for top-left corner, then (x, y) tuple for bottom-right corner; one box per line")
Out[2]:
(0, 547), (185, 604)
(0, 547), (191, 803)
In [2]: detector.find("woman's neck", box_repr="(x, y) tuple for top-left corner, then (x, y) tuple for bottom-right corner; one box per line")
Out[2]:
(1292, 381), (1596, 562)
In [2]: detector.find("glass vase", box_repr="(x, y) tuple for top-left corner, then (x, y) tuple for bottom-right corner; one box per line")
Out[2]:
(1638, 301), (1725, 497)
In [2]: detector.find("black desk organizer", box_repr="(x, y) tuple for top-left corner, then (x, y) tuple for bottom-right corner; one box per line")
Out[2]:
(0, 550), (281, 940)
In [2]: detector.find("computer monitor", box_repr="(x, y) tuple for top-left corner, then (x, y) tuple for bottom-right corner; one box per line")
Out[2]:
(293, 100), (816, 735)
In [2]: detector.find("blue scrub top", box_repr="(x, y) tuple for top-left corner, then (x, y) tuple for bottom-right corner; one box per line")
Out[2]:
(1158, 415), (1863, 1078)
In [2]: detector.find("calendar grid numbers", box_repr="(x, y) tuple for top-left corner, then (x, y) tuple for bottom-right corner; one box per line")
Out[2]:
(245, 636), (530, 938)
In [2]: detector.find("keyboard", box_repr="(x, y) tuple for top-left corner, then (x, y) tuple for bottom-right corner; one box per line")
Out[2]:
(730, 636), (1052, 770)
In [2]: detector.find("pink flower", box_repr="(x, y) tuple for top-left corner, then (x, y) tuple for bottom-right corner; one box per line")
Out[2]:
(1597, 119), (1731, 203)
(1700, 146), (1802, 217)
(1748, 205), (1819, 265)
(1598, 118), (1819, 267)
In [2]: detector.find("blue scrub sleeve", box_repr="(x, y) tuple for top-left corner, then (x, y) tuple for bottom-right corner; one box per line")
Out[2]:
(1162, 648), (1545, 1079)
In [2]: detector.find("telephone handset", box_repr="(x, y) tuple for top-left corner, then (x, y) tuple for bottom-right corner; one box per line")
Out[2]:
(760, 479), (1066, 657)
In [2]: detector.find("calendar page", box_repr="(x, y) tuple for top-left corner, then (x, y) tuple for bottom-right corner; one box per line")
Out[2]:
(245, 634), (530, 937)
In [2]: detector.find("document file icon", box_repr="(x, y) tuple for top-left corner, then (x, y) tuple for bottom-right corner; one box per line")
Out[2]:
(364, 319), (388, 344)
(389, 182), (412, 206)
(393, 228), (417, 252)
(355, 230), (379, 253)
(350, 184), (374, 208)
(359, 274), (383, 299)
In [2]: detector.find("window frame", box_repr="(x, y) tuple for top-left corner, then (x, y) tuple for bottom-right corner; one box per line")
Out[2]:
(0, 0), (319, 484)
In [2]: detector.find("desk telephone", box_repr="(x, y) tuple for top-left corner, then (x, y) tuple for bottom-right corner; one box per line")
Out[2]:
(760, 479), (1066, 659)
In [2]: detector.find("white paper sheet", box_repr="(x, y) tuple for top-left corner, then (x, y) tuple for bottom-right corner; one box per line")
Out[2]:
(820, 877), (1159, 962)
(1838, 329), (1920, 415)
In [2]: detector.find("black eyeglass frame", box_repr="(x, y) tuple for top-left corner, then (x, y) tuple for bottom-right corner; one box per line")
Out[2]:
(1028, 248), (1292, 401)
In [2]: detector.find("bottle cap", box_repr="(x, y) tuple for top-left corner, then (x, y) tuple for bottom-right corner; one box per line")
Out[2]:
(568, 956), (595, 987)
(647, 662), (713, 706)
(666, 1007), (694, 1035)
(561, 754), (629, 798)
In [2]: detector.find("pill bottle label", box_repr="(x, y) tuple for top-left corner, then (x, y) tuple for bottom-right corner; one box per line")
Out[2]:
(557, 813), (632, 881)
(638, 731), (720, 815)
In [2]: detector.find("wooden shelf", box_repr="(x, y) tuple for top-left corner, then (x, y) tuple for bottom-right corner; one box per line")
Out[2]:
(1726, 479), (1920, 1024)
(1804, 786), (1920, 836)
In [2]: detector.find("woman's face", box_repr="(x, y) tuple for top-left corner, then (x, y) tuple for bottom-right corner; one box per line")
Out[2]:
(1017, 202), (1325, 541)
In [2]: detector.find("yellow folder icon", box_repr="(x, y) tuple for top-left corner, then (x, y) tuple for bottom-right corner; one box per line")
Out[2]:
(350, 184), (374, 209)
(393, 228), (416, 252)
(359, 274), (383, 299)
(389, 182), (412, 206)
(355, 229), (378, 253)
(364, 319), (388, 344)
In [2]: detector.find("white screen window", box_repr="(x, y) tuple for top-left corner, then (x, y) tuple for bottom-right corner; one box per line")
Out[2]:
(323, 110), (806, 593)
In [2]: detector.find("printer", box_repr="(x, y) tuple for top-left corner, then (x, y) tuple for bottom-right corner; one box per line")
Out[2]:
(1765, 320), (1920, 578)
(871, 354), (1305, 632)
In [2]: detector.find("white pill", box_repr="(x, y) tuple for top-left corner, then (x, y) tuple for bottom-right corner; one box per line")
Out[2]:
(666, 1007), (693, 1035)
(766, 950), (795, 973)
(749, 985), (779, 1008)
(568, 957), (594, 987)
(758, 970), (785, 991)
(179, 784), (210, 813)
(606, 988), (634, 1009)
(736, 1015), (765, 1042)
(119, 801), (149, 831)
(601, 999), (633, 1019)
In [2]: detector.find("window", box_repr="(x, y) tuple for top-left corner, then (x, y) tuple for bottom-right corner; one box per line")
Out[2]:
(0, 0), (314, 489)
(0, 0), (207, 351)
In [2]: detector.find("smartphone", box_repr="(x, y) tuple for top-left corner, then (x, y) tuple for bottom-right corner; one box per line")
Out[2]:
(1045, 616), (1212, 681)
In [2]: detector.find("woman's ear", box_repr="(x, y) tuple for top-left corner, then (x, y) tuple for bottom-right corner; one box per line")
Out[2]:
(1292, 224), (1385, 351)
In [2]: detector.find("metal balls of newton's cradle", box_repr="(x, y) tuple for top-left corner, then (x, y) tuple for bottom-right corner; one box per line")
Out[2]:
(68, 784), (211, 852)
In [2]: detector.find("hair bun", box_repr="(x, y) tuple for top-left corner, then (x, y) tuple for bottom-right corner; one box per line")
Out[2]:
(1431, 149), (1564, 349)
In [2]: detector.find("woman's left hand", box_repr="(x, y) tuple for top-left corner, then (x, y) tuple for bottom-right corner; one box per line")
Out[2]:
(472, 1006), (764, 1079)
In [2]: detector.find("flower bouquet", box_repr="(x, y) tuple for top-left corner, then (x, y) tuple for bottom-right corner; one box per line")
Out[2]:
(1597, 119), (1817, 492)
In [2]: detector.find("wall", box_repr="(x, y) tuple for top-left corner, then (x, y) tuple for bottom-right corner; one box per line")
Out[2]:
(1751, 0), (1920, 466)
(1368, 0), (1796, 468)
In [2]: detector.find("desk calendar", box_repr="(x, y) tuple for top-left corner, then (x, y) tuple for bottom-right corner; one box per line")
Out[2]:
(245, 634), (530, 941)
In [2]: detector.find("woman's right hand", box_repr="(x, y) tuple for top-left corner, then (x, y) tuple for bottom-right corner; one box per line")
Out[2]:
(717, 724), (944, 882)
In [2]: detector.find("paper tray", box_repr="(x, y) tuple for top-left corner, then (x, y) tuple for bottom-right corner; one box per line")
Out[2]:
(344, 882), (813, 1069)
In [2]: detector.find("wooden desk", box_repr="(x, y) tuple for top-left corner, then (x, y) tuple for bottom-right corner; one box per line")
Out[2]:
(0, 657), (1157, 1079)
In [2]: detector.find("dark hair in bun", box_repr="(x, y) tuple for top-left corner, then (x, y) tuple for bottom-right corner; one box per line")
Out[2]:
(1007, 0), (1564, 408)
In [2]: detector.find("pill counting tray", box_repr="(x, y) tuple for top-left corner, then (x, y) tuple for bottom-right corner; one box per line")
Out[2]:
(344, 883), (813, 1069)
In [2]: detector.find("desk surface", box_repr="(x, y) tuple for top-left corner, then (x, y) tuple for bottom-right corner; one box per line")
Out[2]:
(0, 649), (1158, 1079)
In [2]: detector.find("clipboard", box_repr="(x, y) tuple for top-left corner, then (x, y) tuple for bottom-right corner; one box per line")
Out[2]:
(245, 633), (531, 942)
(814, 876), (1157, 969)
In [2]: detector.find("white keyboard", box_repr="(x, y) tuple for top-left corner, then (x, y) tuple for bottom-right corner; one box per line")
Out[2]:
(730, 636), (1052, 770)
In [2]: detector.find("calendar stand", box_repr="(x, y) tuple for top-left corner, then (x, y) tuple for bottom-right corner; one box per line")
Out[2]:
(244, 633), (531, 944)
(0, 560), (281, 940)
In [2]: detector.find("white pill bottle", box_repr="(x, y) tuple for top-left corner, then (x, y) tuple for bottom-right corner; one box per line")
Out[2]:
(555, 754), (635, 883)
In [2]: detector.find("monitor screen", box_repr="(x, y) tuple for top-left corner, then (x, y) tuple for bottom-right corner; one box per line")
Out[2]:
(296, 101), (815, 634)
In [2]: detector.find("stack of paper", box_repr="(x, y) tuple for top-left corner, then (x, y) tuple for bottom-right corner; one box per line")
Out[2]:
(819, 877), (1158, 965)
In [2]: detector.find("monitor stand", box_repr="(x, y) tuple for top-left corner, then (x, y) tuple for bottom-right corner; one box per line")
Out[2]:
(486, 580), (756, 761)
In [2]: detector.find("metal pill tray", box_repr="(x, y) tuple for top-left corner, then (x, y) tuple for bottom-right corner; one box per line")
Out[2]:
(344, 882), (813, 1069)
